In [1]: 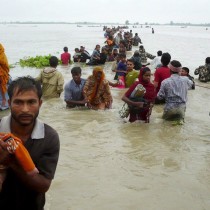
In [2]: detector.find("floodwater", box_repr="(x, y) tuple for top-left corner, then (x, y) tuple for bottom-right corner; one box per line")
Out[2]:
(1, 24), (210, 210)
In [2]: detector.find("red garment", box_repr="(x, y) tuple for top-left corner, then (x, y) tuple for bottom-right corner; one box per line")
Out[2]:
(125, 70), (155, 122)
(61, 52), (71, 64)
(154, 66), (171, 94)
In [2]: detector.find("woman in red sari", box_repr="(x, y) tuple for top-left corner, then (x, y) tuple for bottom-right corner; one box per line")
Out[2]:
(122, 67), (156, 123)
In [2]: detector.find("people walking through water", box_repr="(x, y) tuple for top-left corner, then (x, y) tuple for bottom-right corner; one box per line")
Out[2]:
(157, 60), (193, 121)
(36, 56), (64, 99)
(61, 46), (71, 65)
(83, 66), (113, 110)
(122, 67), (156, 123)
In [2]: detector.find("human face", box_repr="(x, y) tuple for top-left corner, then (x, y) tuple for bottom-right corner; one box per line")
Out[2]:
(96, 71), (102, 81)
(180, 69), (188, 76)
(127, 61), (134, 71)
(72, 73), (81, 84)
(142, 71), (151, 83)
(9, 89), (42, 126)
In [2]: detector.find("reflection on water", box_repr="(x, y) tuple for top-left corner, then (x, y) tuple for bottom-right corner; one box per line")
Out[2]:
(1, 24), (210, 209)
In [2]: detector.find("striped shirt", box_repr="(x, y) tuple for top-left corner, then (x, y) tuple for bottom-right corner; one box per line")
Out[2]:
(157, 74), (193, 111)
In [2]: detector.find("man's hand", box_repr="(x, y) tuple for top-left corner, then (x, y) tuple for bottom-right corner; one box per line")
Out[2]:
(0, 141), (10, 164)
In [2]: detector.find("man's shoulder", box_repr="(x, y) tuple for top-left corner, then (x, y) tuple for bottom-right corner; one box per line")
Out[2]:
(44, 123), (59, 141)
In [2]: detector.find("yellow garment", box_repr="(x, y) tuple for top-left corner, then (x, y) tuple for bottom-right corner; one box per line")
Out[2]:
(125, 70), (139, 88)
(0, 44), (9, 94)
(36, 67), (64, 98)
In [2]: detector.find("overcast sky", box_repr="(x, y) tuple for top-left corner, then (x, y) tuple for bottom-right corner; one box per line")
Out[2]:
(1, 0), (209, 24)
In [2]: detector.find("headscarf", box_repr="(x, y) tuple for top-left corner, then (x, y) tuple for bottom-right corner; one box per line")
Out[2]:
(88, 66), (105, 102)
(0, 43), (10, 94)
(138, 67), (156, 101)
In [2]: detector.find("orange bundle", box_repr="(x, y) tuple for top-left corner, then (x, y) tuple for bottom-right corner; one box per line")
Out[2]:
(0, 44), (10, 94)
(0, 132), (38, 175)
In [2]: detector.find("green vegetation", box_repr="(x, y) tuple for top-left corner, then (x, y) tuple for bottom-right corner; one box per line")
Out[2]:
(19, 54), (61, 68)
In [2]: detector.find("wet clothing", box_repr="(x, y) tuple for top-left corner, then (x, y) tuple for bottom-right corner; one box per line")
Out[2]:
(36, 67), (64, 98)
(61, 52), (71, 64)
(139, 48), (155, 64)
(125, 71), (155, 122)
(157, 74), (193, 120)
(194, 64), (210, 82)
(80, 50), (90, 63)
(64, 78), (86, 107)
(115, 61), (127, 78)
(83, 67), (112, 109)
(132, 35), (142, 46)
(154, 66), (171, 94)
(125, 70), (139, 88)
(0, 115), (60, 210)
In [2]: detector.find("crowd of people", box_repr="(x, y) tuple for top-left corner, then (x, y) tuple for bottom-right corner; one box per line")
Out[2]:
(0, 26), (209, 208)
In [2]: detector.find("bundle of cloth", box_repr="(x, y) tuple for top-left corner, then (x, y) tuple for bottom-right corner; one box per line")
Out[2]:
(0, 132), (38, 190)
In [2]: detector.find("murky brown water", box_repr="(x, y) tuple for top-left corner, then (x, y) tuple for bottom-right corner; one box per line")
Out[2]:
(1, 24), (210, 210)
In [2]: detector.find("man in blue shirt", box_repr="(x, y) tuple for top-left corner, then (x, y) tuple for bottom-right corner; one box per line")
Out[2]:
(157, 60), (193, 121)
(64, 67), (87, 108)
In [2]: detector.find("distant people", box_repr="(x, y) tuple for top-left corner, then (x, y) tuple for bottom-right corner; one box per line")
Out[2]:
(131, 50), (142, 70)
(87, 44), (101, 65)
(139, 45), (155, 64)
(0, 43), (10, 110)
(152, 28), (154, 34)
(122, 67), (156, 123)
(107, 48), (118, 62)
(73, 48), (81, 62)
(36, 56), (64, 98)
(180, 67), (195, 89)
(98, 47), (107, 64)
(153, 52), (171, 99)
(61, 46), (71, 65)
(83, 66), (113, 110)
(150, 50), (162, 70)
(64, 67), (87, 108)
(132, 33), (142, 46)
(194, 57), (210, 82)
(113, 53), (127, 88)
(157, 60), (193, 121)
(79, 46), (91, 63)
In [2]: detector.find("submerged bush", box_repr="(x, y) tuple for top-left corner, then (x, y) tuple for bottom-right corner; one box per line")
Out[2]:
(19, 54), (62, 68)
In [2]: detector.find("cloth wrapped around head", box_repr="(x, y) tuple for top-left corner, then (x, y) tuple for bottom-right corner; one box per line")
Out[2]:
(88, 66), (105, 103)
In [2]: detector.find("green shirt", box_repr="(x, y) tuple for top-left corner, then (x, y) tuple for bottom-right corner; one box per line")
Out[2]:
(126, 70), (139, 88)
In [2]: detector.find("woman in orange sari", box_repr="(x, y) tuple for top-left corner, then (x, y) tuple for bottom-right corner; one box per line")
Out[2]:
(83, 66), (113, 110)
(0, 43), (10, 109)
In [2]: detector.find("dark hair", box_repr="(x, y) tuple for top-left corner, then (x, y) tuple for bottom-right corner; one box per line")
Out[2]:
(49, 56), (59, 67)
(8, 76), (42, 100)
(139, 45), (144, 49)
(63, 47), (68, 52)
(71, 67), (82, 75)
(142, 67), (151, 74)
(182, 67), (189, 74)
(161, 52), (171, 66)
(118, 53), (126, 59)
(170, 60), (181, 68)
(127, 59), (134, 64)
(205, 57), (210, 64)
(157, 50), (162, 56)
